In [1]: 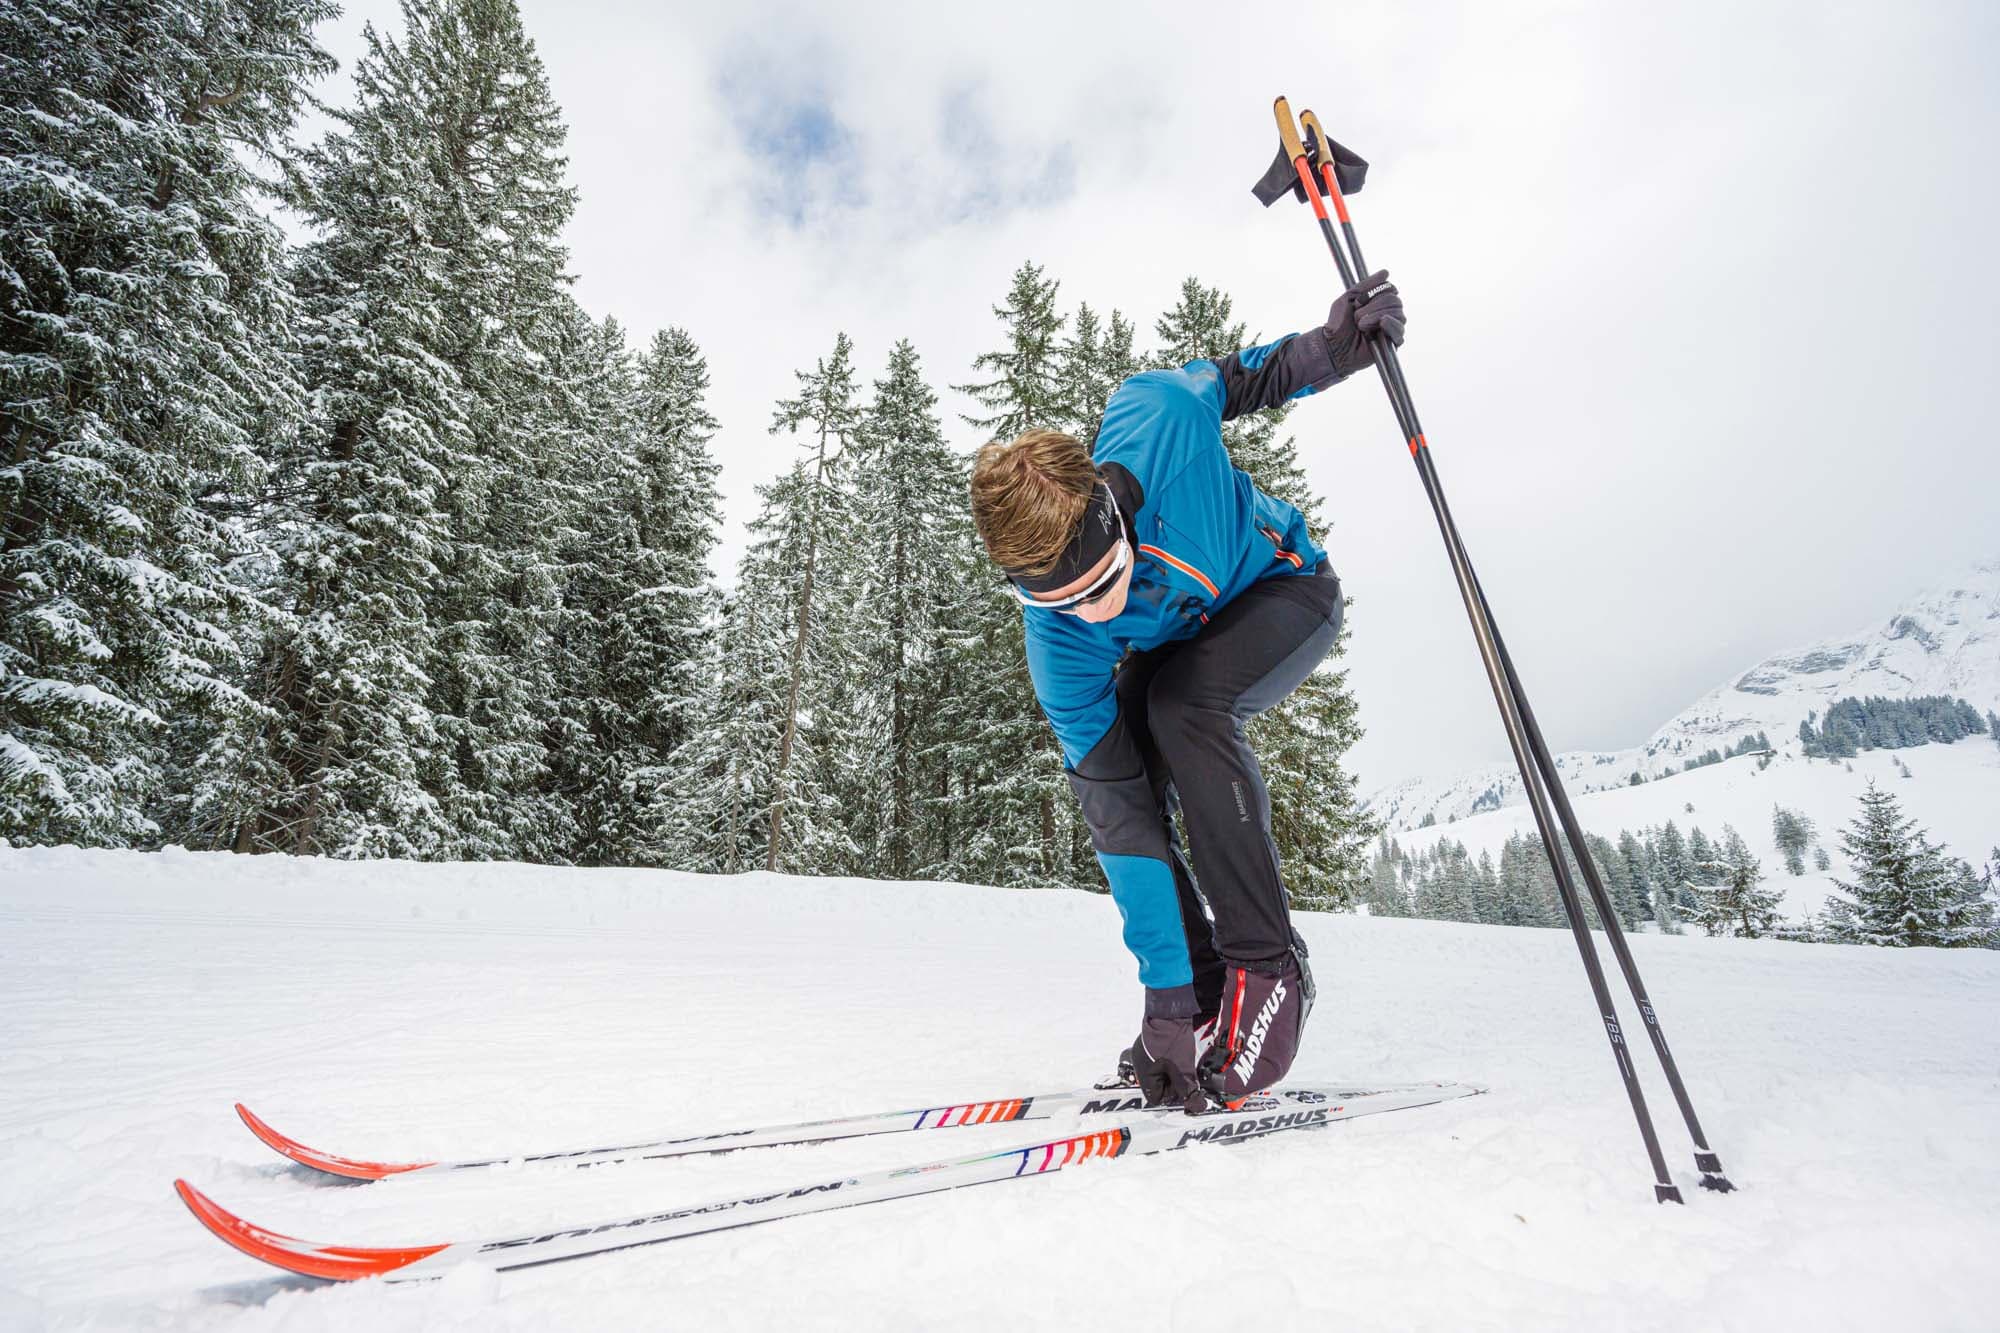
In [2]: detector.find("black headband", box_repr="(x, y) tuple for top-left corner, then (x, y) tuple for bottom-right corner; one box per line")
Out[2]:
(1006, 483), (1122, 594)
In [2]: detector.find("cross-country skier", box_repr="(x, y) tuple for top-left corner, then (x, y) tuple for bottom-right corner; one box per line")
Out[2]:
(969, 271), (1406, 1112)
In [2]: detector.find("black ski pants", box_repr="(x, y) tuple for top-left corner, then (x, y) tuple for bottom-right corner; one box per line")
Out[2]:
(1112, 563), (1344, 1016)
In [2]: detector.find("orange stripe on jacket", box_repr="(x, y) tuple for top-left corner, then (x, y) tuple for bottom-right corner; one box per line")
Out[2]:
(1137, 544), (1219, 598)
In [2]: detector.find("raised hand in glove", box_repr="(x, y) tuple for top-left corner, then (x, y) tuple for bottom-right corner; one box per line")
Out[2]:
(1322, 269), (1406, 380)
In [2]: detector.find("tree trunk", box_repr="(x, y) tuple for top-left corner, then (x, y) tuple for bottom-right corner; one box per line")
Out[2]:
(767, 429), (830, 872)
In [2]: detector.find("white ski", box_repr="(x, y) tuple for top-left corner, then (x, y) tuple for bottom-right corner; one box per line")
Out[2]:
(179, 1082), (1483, 1283)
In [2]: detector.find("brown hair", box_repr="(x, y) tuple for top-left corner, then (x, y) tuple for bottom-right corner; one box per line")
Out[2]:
(968, 429), (1098, 576)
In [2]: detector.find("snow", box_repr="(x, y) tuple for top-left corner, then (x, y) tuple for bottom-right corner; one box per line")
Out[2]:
(1395, 739), (2000, 921)
(3, 846), (1997, 1331)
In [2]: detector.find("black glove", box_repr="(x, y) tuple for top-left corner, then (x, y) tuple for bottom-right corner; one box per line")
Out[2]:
(1127, 1013), (1201, 1109)
(1322, 269), (1406, 380)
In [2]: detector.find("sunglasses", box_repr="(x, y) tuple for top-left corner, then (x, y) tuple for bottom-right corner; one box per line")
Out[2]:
(1011, 488), (1130, 613)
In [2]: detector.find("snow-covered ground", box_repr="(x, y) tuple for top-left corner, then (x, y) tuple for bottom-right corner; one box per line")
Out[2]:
(3, 847), (1997, 1331)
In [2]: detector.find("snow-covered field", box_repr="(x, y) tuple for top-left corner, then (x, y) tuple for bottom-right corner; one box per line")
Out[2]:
(3, 847), (1997, 1332)
(1395, 739), (2000, 921)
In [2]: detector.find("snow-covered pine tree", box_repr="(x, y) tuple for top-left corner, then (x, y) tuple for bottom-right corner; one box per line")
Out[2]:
(1653, 821), (1694, 915)
(952, 261), (1079, 885)
(521, 307), (630, 863)
(1583, 831), (1643, 929)
(184, 1), (482, 859)
(1617, 829), (1653, 919)
(1495, 832), (1548, 927)
(1772, 804), (1815, 877)
(374, 0), (580, 862)
(1060, 303), (1140, 449)
(1687, 826), (1720, 886)
(1439, 840), (1483, 922)
(1363, 835), (1410, 917)
(651, 574), (784, 874)
(843, 340), (966, 879)
(596, 326), (723, 853)
(762, 333), (865, 874)
(1, 0), (333, 845)
(1686, 825), (1780, 937)
(1822, 783), (1996, 947)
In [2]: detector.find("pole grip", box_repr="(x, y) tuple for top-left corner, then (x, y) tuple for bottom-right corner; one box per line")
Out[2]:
(1272, 96), (1306, 164)
(1298, 110), (1352, 224)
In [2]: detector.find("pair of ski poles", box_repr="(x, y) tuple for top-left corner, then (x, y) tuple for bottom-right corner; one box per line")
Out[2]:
(1260, 97), (1732, 1203)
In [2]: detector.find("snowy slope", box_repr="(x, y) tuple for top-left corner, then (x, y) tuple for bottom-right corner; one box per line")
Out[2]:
(1367, 558), (2000, 834)
(1391, 738), (2000, 920)
(4, 848), (1998, 1331)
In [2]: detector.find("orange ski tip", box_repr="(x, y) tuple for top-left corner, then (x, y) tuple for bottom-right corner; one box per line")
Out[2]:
(175, 1179), (449, 1281)
(235, 1104), (434, 1181)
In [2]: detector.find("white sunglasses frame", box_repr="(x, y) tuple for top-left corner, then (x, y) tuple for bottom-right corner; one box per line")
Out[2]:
(1010, 487), (1130, 613)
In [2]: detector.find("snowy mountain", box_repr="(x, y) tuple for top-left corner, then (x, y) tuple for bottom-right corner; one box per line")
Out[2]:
(3, 846), (1997, 1329)
(1366, 559), (2000, 835)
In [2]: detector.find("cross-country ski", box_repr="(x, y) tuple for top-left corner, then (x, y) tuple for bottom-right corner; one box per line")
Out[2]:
(182, 1085), (1483, 1281)
(234, 1080), (1453, 1180)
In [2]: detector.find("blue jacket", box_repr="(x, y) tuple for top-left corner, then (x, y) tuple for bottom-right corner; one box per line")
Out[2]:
(1022, 331), (1340, 993)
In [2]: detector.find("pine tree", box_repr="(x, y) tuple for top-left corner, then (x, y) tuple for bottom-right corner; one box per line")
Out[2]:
(1688, 825), (1781, 937)
(192, 4), (488, 858)
(1495, 833), (1548, 927)
(957, 261), (1067, 442)
(1617, 829), (1654, 919)
(536, 319), (722, 866)
(1654, 821), (1694, 915)
(1687, 826), (1720, 886)
(844, 340), (965, 878)
(1364, 836), (1410, 917)
(762, 333), (864, 874)
(387, 0), (581, 862)
(951, 262), (1075, 884)
(1772, 804), (1815, 877)
(1, 0), (335, 845)
(1822, 783), (1995, 947)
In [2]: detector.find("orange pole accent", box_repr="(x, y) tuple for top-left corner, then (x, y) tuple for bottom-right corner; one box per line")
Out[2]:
(1319, 164), (1351, 224)
(1408, 433), (1427, 458)
(1292, 159), (1329, 221)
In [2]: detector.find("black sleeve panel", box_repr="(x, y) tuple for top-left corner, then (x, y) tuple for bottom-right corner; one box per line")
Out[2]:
(1210, 330), (1341, 422)
(1065, 708), (1171, 861)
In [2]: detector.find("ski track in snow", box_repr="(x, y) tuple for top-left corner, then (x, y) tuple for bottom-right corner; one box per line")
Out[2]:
(1, 847), (1996, 1332)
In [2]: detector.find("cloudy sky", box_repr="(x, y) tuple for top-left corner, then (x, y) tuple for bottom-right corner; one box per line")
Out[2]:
(303, 0), (1998, 791)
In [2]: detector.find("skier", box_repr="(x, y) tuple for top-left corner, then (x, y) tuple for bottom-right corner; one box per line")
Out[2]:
(969, 271), (1406, 1112)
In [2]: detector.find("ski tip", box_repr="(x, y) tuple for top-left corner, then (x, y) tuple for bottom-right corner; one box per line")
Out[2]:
(235, 1103), (434, 1181)
(174, 1178), (449, 1281)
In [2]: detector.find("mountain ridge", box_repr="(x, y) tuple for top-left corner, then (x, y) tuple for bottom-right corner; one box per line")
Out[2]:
(1365, 558), (2000, 833)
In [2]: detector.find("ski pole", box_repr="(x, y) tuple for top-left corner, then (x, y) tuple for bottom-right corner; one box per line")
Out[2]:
(1266, 97), (1681, 1203)
(1294, 104), (1732, 1195)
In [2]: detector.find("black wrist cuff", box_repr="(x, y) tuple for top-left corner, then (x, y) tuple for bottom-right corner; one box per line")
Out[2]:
(1143, 984), (1200, 1020)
